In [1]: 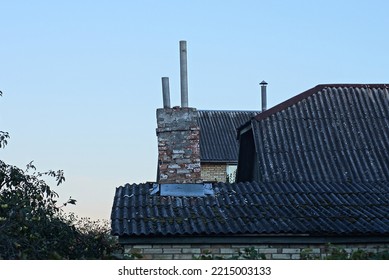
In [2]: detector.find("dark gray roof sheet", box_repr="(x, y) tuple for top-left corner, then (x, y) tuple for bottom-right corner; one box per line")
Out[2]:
(198, 110), (259, 162)
(111, 181), (389, 237)
(250, 84), (389, 183)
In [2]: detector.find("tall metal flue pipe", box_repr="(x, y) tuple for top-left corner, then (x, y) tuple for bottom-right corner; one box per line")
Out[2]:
(179, 40), (189, 107)
(161, 77), (171, 109)
(260, 80), (268, 111)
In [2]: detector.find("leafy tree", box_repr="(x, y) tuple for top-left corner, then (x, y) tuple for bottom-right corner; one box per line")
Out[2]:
(0, 92), (118, 259)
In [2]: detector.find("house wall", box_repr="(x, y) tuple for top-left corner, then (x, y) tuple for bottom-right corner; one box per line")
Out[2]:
(122, 242), (389, 260)
(201, 163), (227, 182)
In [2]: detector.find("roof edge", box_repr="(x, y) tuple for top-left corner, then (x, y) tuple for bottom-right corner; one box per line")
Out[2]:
(117, 235), (389, 244)
(201, 160), (238, 164)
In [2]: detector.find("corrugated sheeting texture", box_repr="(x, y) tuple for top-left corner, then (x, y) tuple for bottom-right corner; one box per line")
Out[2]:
(251, 85), (389, 183)
(198, 110), (258, 162)
(111, 181), (389, 237)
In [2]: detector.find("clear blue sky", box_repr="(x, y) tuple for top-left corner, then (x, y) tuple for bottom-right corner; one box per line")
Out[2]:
(1, 0), (388, 221)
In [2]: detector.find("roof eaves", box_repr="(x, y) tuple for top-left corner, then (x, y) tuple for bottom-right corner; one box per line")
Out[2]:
(201, 159), (238, 164)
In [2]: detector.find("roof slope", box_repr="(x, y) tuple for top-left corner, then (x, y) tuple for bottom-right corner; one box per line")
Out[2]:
(248, 84), (389, 183)
(198, 110), (258, 162)
(111, 181), (389, 237)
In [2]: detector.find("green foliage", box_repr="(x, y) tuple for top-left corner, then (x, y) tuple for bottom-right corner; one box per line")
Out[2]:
(323, 245), (349, 260)
(300, 244), (389, 260)
(300, 248), (321, 260)
(193, 253), (224, 260)
(0, 160), (66, 259)
(0, 131), (9, 148)
(0, 93), (119, 259)
(0, 158), (119, 259)
(238, 247), (267, 260)
(123, 252), (144, 260)
(63, 214), (121, 259)
(195, 245), (389, 260)
(193, 247), (266, 260)
(325, 246), (389, 260)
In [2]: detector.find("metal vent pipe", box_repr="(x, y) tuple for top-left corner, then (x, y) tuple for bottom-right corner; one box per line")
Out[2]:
(161, 77), (171, 108)
(179, 40), (189, 107)
(260, 80), (268, 111)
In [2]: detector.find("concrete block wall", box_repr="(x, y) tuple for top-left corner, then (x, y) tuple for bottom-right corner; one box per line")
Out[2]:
(123, 243), (388, 260)
(156, 107), (202, 184)
(201, 163), (227, 182)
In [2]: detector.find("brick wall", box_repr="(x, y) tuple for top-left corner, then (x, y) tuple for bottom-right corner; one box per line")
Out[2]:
(123, 243), (388, 260)
(201, 163), (227, 182)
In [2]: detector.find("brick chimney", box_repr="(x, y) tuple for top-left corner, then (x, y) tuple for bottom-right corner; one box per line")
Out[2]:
(156, 107), (201, 183)
(156, 41), (202, 184)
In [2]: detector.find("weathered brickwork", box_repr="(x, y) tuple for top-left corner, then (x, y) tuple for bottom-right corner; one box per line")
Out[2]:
(123, 243), (389, 260)
(201, 163), (227, 182)
(156, 107), (202, 184)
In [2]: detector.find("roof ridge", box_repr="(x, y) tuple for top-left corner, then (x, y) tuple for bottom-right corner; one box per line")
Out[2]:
(236, 83), (389, 136)
(318, 83), (389, 88)
(198, 109), (260, 113)
(253, 83), (389, 122)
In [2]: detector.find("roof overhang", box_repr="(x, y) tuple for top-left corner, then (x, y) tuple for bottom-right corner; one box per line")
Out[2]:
(201, 160), (238, 164)
(118, 234), (389, 245)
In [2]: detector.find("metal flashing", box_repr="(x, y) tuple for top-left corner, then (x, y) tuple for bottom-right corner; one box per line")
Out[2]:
(203, 183), (214, 195)
(150, 183), (159, 195)
(160, 183), (207, 197)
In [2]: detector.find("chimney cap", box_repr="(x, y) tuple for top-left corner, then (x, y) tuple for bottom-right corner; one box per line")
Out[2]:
(260, 80), (268, 86)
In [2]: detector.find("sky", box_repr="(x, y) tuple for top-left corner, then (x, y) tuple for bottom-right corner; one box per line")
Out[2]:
(1, 0), (388, 221)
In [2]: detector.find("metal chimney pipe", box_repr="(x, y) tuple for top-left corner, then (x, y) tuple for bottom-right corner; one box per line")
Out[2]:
(260, 80), (268, 111)
(161, 77), (171, 108)
(179, 40), (189, 107)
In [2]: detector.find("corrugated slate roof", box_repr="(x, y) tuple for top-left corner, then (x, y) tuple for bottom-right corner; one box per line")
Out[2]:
(197, 110), (258, 162)
(111, 181), (389, 237)
(247, 84), (389, 183)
